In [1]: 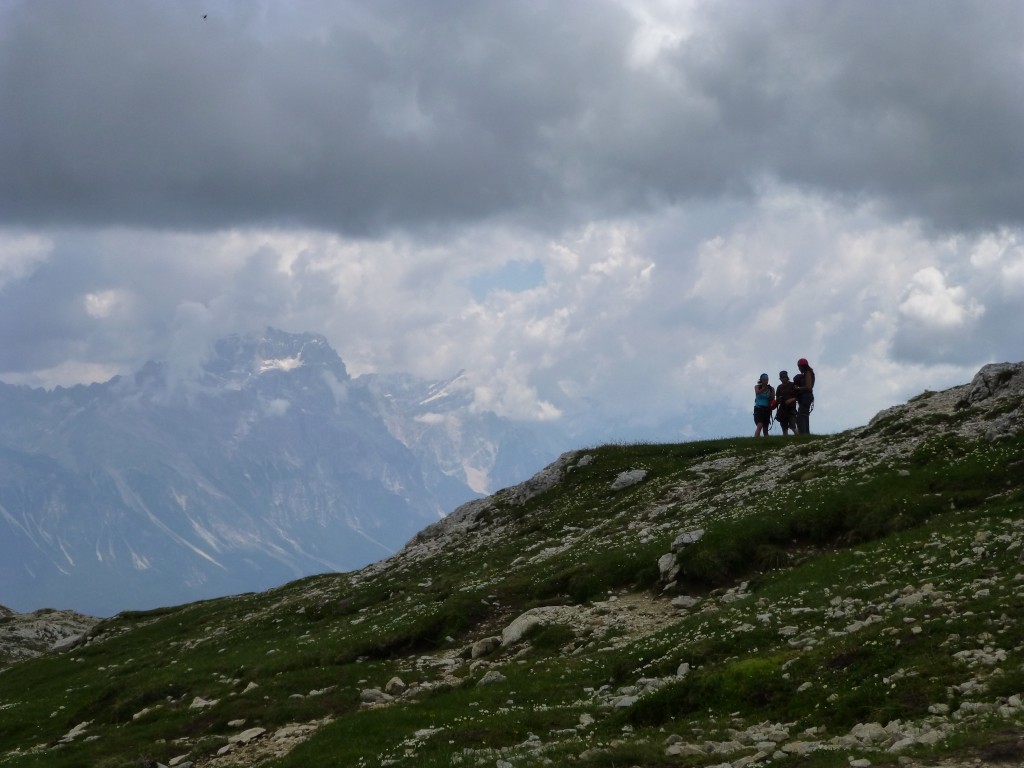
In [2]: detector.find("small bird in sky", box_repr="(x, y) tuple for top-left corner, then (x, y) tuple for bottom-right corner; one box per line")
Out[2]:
(203, 14), (208, 20)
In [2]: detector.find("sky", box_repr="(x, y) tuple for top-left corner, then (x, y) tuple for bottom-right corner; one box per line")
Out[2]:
(1, 0), (1023, 443)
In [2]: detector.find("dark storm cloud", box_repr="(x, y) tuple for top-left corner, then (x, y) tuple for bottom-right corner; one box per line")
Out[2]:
(2, 0), (1023, 236)
(549, 1), (1024, 232)
(0, 0), (629, 234)
(693, 2), (1024, 231)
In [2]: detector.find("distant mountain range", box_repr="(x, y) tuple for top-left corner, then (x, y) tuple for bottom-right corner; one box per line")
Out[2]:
(0, 329), (566, 616)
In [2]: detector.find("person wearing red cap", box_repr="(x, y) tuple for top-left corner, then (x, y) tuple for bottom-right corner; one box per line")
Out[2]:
(794, 358), (815, 434)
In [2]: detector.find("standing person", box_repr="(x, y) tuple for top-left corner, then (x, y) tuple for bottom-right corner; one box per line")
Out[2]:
(794, 358), (816, 434)
(753, 373), (774, 437)
(774, 370), (798, 435)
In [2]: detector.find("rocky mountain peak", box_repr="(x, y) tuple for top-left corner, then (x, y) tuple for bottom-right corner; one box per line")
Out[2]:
(205, 327), (350, 385)
(0, 328), (563, 617)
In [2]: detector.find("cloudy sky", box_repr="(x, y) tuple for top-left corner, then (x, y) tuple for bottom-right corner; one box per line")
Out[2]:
(1, 0), (1023, 443)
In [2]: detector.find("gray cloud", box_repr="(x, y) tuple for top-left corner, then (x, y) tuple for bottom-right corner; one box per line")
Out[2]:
(0, 0), (628, 233)
(2, 1), (1023, 236)
(1, 1), (1023, 442)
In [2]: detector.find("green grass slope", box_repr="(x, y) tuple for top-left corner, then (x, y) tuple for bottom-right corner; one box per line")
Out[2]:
(0, 363), (1022, 768)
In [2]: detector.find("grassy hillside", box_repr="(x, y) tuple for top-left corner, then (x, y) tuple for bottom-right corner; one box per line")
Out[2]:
(0, 364), (1022, 768)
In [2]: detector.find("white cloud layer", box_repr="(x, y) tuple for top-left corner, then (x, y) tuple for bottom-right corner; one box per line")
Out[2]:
(1, 0), (1023, 443)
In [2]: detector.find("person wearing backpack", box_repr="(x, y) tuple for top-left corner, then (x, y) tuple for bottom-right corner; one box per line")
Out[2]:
(753, 373), (775, 437)
(774, 370), (798, 435)
(794, 358), (815, 434)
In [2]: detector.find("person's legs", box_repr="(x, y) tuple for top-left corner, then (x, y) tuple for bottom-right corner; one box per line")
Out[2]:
(754, 408), (767, 437)
(778, 406), (792, 435)
(797, 395), (812, 434)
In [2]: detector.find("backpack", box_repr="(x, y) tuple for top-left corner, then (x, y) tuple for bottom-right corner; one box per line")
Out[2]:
(803, 366), (816, 391)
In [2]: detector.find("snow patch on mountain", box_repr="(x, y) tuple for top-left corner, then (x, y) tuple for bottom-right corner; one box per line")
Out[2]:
(420, 371), (471, 407)
(463, 464), (490, 495)
(259, 356), (303, 374)
(130, 551), (150, 570)
(414, 412), (447, 425)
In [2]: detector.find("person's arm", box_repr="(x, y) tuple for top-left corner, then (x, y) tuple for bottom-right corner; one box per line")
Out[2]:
(806, 370), (815, 391)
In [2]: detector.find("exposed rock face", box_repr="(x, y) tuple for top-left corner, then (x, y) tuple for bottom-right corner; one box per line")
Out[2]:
(0, 607), (99, 666)
(961, 361), (1024, 406)
(869, 361), (1024, 432)
(408, 450), (582, 548)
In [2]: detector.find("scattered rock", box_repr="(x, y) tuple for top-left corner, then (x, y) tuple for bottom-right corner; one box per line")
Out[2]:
(478, 670), (507, 686)
(501, 610), (552, 646)
(671, 529), (705, 551)
(231, 727), (266, 745)
(671, 595), (701, 610)
(359, 688), (392, 705)
(611, 469), (648, 490)
(471, 636), (502, 658)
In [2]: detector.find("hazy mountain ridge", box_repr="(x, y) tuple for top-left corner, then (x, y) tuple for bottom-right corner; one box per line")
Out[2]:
(0, 329), (563, 616)
(357, 369), (567, 496)
(0, 361), (1021, 768)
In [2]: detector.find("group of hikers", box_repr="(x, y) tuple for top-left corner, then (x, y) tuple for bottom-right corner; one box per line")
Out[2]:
(753, 358), (815, 437)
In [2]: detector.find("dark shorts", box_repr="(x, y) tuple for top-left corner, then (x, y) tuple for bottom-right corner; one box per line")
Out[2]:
(753, 405), (771, 426)
(776, 404), (797, 428)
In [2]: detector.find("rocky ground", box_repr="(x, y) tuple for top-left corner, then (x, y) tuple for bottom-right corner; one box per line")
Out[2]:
(0, 606), (98, 667)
